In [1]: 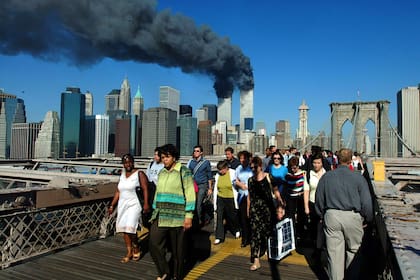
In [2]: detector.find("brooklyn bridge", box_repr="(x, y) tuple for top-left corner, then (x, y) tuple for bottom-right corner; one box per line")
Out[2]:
(0, 154), (418, 279)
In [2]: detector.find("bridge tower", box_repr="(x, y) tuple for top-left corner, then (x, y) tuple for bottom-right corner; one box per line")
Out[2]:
(330, 100), (395, 157)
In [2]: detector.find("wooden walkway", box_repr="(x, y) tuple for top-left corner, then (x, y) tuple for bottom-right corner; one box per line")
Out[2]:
(0, 226), (322, 280)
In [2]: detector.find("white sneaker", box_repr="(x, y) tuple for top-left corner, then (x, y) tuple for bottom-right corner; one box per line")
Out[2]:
(214, 239), (221, 245)
(235, 231), (240, 239)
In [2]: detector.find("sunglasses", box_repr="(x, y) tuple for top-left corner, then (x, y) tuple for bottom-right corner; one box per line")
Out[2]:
(273, 157), (281, 160)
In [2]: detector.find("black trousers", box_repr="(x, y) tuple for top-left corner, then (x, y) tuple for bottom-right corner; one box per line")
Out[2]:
(238, 196), (251, 245)
(149, 220), (185, 279)
(215, 196), (240, 240)
(286, 194), (305, 239)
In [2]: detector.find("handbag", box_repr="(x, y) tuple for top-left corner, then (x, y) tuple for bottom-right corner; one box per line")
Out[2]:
(267, 217), (296, 260)
(135, 171), (155, 229)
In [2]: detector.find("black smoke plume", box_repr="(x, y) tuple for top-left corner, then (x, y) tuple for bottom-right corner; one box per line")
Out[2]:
(0, 0), (253, 98)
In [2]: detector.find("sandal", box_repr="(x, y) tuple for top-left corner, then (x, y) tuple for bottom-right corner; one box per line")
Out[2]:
(132, 251), (140, 261)
(250, 262), (261, 271)
(120, 255), (132, 263)
(132, 245), (140, 261)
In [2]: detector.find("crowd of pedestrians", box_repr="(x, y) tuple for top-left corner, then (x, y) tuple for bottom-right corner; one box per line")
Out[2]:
(109, 144), (373, 280)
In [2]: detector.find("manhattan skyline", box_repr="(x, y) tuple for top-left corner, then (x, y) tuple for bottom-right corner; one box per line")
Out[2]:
(1, 0), (420, 136)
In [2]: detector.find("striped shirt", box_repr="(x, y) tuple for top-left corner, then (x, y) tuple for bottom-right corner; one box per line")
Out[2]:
(151, 162), (196, 227)
(285, 170), (306, 196)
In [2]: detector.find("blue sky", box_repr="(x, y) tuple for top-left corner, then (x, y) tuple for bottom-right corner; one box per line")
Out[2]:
(1, 0), (419, 136)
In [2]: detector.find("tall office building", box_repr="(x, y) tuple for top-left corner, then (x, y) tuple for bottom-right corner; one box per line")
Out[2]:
(212, 121), (228, 145)
(239, 89), (254, 133)
(297, 100), (309, 146)
(141, 107), (177, 156)
(119, 77), (131, 114)
(60, 87), (85, 158)
(255, 121), (266, 135)
(85, 115), (109, 156)
(132, 85), (144, 119)
(85, 91), (93, 116)
(203, 104), (217, 125)
(250, 134), (268, 155)
(10, 122), (41, 159)
(217, 97), (232, 126)
(159, 86), (180, 118)
(34, 111), (60, 159)
(105, 89), (120, 112)
(196, 107), (208, 125)
(397, 86), (420, 157)
(0, 90), (26, 159)
(275, 120), (292, 149)
(198, 120), (213, 155)
(114, 117), (131, 157)
(178, 115), (197, 156)
(180, 105), (192, 116)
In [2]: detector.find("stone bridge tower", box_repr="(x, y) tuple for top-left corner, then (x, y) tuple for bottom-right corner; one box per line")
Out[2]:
(330, 100), (394, 157)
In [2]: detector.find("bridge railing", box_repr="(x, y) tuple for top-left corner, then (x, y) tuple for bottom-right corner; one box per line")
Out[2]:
(0, 199), (115, 269)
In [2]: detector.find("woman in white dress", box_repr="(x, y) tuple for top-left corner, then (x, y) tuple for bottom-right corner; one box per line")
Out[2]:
(108, 154), (151, 263)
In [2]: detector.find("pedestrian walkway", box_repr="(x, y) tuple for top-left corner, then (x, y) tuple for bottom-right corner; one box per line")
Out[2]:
(0, 225), (319, 280)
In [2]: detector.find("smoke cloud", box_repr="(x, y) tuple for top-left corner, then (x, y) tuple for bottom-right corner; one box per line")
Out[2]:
(0, 0), (253, 98)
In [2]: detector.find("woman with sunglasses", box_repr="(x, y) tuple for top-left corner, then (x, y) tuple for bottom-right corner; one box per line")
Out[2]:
(266, 151), (288, 203)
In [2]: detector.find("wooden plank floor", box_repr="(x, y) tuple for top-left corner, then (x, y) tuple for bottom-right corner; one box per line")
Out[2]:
(0, 226), (321, 280)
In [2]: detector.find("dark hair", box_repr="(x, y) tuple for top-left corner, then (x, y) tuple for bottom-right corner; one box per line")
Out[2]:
(250, 156), (262, 168)
(217, 160), (229, 170)
(161, 144), (180, 160)
(288, 156), (299, 168)
(270, 151), (284, 165)
(225, 146), (234, 153)
(154, 146), (162, 155)
(121, 153), (134, 163)
(311, 153), (324, 164)
(237, 150), (251, 160)
(193, 145), (203, 152)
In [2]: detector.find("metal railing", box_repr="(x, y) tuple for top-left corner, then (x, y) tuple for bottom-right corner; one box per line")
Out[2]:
(0, 200), (115, 269)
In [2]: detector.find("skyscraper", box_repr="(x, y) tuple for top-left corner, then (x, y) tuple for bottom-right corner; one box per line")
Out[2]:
(159, 86), (180, 118)
(85, 115), (109, 156)
(178, 115), (197, 156)
(198, 120), (213, 155)
(203, 104), (217, 124)
(275, 120), (292, 149)
(297, 100), (309, 147)
(0, 90), (26, 159)
(34, 111), (60, 159)
(60, 87), (85, 158)
(180, 105), (192, 116)
(240, 89), (254, 133)
(397, 86), (420, 157)
(213, 121), (228, 145)
(217, 97), (232, 126)
(141, 107), (177, 156)
(105, 89), (120, 112)
(10, 122), (41, 159)
(132, 85), (144, 119)
(85, 91), (93, 116)
(114, 117), (131, 157)
(196, 107), (208, 125)
(119, 77), (131, 114)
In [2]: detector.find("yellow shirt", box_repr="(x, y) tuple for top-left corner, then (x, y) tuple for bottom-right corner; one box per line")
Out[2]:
(217, 172), (234, 198)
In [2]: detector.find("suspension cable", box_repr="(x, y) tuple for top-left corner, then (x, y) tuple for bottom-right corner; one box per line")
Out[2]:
(345, 103), (359, 149)
(299, 106), (337, 152)
(386, 114), (417, 156)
